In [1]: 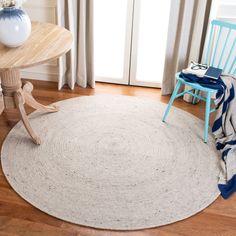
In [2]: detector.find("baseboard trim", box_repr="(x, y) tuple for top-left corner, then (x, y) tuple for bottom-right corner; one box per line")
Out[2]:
(21, 71), (58, 82)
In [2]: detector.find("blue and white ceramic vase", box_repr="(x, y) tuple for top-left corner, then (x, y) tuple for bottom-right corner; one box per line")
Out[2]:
(0, 6), (31, 47)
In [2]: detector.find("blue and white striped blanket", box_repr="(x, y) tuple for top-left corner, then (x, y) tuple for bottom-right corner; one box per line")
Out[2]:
(212, 75), (236, 199)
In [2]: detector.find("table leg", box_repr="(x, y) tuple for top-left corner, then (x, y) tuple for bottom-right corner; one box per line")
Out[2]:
(0, 69), (58, 145)
(14, 91), (41, 145)
(0, 92), (4, 115)
(23, 81), (59, 112)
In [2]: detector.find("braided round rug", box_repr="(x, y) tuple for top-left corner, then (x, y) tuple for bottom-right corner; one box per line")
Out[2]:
(1, 95), (220, 230)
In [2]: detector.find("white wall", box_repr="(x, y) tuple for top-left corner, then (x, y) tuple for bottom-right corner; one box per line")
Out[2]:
(202, 0), (236, 67)
(22, 0), (59, 82)
(210, 0), (236, 23)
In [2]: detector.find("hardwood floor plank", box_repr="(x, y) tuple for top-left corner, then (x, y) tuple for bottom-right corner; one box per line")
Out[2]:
(0, 230), (18, 236)
(60, 223), (185, 236)
(156, 212), (236, 236)
(0, 201), (63, 228)
(0, 217), (77, 236)
(0, 175), (11, 189)
(205, 195), (236, 218)
(0, 81), (235, 235)
(0, 188), (29, 207)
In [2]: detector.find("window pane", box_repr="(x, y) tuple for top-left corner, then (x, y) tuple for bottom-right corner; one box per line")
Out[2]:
(94, 0), (128, 79)
(136, 0), (171, 83)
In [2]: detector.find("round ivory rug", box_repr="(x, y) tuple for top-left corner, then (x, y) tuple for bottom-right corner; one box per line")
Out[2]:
(1, 95), (220, 230)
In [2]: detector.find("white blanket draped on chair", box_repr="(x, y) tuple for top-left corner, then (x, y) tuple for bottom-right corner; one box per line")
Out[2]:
(213, 75), (236, 199)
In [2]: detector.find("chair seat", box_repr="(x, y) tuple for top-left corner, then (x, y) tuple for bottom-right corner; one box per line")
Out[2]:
(176, 72), (217, 93)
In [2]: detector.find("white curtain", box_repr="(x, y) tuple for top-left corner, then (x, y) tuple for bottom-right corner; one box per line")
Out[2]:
(162, 0), (212, 98)
(57, 0), (95, 90)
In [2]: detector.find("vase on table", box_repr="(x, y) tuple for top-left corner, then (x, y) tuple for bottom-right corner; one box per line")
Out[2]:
(0, 6), (31, 47)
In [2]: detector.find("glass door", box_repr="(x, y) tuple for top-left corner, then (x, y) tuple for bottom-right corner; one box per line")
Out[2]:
(94, 0), (133, 84)
(129, 0), (171, 87)
(94, 0), (171, 88)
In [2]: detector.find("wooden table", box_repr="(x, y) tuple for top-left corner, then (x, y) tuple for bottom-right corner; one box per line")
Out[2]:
(0, 22), (73, 144)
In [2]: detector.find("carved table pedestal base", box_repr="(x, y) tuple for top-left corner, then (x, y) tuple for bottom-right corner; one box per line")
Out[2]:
(0, 69), (59, 144)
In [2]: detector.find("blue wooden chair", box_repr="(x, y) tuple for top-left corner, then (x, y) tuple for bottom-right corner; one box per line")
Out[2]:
(162, 20), (236, 143)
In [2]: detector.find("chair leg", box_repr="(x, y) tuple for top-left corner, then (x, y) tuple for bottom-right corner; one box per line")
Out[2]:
(193, 90), (200, 104)
(204, 92), (211, 143)
(162, 80), (182, 122)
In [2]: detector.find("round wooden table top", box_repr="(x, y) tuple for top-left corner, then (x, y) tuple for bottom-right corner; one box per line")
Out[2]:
(0, 21), (73, 71)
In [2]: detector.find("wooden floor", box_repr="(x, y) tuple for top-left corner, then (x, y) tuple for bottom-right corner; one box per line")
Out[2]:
(0, 81), (236, 236)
